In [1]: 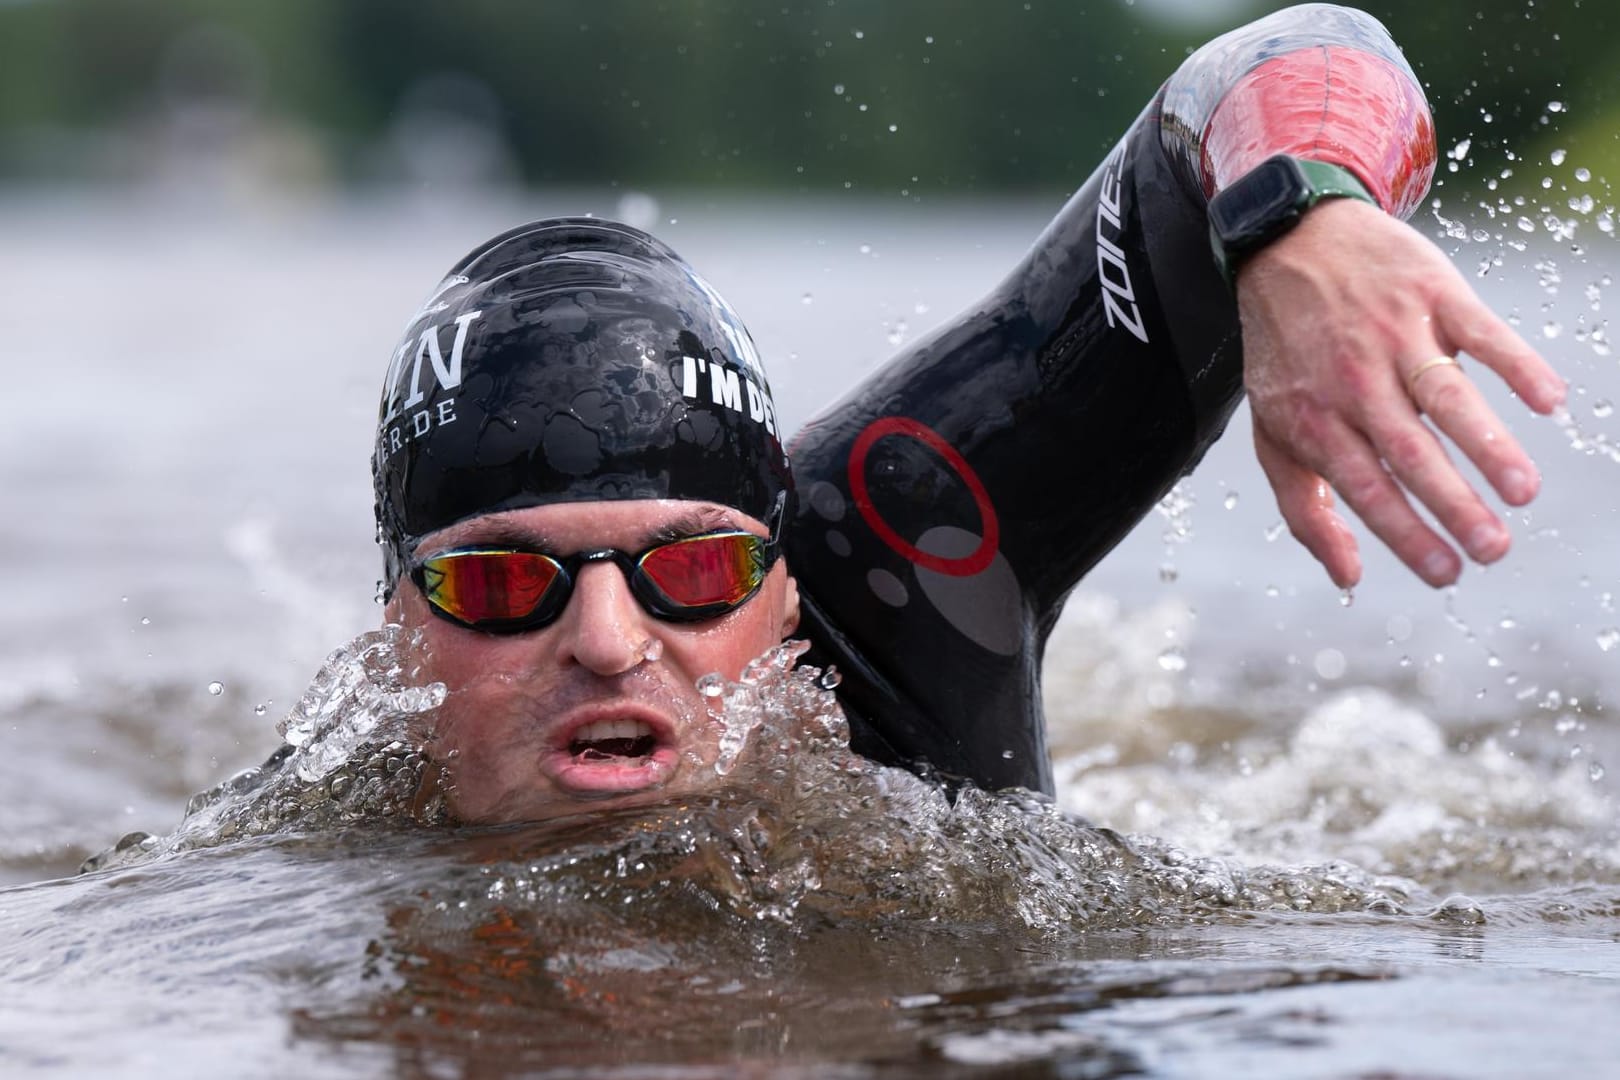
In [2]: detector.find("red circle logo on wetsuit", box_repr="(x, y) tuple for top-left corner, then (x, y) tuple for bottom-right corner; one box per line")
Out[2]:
(847, 416), (1000, 577)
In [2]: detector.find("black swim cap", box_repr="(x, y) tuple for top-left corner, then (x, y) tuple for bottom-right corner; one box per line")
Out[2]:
(372, 218), (793, 591)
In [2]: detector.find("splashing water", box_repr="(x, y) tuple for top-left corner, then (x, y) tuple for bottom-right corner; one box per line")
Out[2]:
(80, 627), (448, 873)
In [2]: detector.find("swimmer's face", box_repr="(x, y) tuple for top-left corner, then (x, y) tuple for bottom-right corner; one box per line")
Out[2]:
(386, 499), (800, 824)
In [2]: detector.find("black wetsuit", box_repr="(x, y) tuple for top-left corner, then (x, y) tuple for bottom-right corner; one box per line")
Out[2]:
(786, 99), (1240, 795)
(784, 3), (1431, 795)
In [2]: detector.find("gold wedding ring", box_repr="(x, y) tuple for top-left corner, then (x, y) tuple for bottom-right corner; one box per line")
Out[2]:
(1407, 354), (1462, 393)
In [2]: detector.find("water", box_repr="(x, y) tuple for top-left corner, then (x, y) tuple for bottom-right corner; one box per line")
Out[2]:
(3, 189), (1618, 1075)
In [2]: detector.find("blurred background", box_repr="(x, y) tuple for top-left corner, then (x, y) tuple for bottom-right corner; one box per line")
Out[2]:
(2, 0), (1616, 879)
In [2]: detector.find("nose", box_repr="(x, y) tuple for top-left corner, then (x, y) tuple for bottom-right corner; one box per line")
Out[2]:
(548, 561), (654, 676)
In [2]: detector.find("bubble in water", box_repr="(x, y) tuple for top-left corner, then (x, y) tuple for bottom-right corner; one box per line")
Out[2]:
(1157, 646), (1187, 672)
(1596, 628), (1620, 652)
(207, 681), (225, 696)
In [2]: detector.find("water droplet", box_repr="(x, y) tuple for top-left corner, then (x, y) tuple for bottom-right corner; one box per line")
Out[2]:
(1590, 762), (1607, 782)
(207, 681), (224, 696)
(254, 703), (268, 716)
(1449, 137), (1472, 160)
(858, 243), (872, 255)
(1338, 588), (1354, 608)
(1157, 646), (1187, 672)
(1550, 147), (1568, 165)
(832, 83), (845, 95)
(1264, 520), (1287, 542)
(1313, 648), (1347, 680)
(139, 616), (151, 626)
(1596, 627), (1620, 652)
(800, 292), (814, 305)
(1159, 563), (1179, 584)
(1498, 614), (1518, 630)
(1223, 491), (1239, 510)
(641, 638), (665, 663)
(887, 123), (898, 133)
(852, 29), (864, 39)
(1593, 400), (1614, 419)
(1548, 101), (1565, 113)
(1543, 321), (1562, 339)
(697, 673), (726, 698)
(1000, 749), (1014, 760)
(120, 595), (129, 603)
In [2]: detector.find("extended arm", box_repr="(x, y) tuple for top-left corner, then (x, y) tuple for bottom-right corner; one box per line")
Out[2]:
(786, 4), (1550, 794)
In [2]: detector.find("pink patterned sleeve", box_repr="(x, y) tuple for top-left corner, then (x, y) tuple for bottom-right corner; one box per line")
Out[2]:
(1160, 3), (1436, 220)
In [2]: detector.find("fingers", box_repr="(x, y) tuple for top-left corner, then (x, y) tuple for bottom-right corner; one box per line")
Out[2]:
(1404, 359), (1540, 507)
(1360, 383), (1511, 570)
(1437, 290), (1567, 414)
(1253, 421), (1362, 588)
(1263, 404), (1465, 587)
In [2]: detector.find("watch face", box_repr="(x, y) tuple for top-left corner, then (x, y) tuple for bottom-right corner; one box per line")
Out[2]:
(1209, 156), (1308, 251)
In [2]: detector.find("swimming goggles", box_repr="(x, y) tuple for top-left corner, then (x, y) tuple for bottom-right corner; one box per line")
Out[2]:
(410, 501), (784, 633)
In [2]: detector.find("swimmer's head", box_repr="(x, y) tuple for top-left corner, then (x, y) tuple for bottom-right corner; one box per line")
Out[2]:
(372, 218), (793, 590)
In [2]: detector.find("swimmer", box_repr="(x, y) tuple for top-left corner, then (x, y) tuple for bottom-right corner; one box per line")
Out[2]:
(372, 4), (1564, 822)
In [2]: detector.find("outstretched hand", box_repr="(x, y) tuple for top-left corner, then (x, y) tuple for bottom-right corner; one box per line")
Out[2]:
(1237, 197), (1567, 589)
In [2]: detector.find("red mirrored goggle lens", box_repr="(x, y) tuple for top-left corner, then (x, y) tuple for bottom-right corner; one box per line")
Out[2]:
(636, 532), (766, 610)
(416, 531), (771, 630)
(418, 549), (562, 625)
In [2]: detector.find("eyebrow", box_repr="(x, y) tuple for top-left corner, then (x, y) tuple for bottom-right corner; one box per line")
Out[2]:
(420, 506), (745, 556)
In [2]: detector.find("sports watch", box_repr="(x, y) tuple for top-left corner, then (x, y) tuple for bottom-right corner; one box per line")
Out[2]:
(1207, 154), (1377, 285)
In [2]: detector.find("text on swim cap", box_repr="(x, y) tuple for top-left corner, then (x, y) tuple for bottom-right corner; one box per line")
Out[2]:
(377, 311), (482, 460)
(680, 354), (778, 437)
(379, 310), (483, 425)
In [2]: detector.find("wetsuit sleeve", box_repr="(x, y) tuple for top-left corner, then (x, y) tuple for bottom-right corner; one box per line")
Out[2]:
(784, 3), (1436, 796)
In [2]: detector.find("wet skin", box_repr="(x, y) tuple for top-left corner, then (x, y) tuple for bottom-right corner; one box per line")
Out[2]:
(386, 499), (800, 824)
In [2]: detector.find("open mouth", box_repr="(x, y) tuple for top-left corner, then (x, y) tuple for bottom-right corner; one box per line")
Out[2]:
(544, 710), (681, 796)
(569, 718), (659, 762)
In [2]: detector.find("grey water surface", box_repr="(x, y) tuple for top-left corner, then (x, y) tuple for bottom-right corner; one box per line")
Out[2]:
(2, 187), (1617, 1077)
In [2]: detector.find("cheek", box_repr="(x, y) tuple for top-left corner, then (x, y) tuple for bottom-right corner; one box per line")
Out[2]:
(663, 580), (792, 681)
